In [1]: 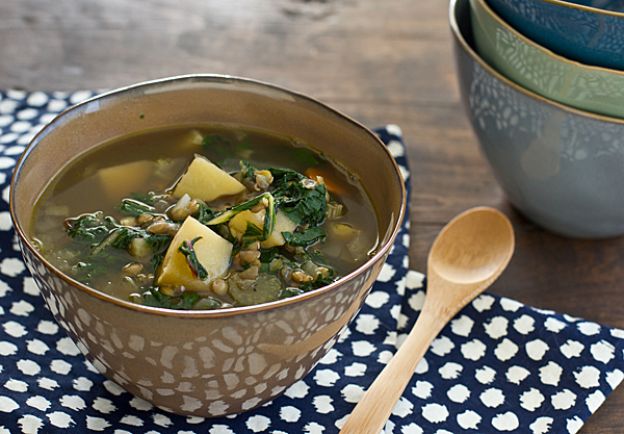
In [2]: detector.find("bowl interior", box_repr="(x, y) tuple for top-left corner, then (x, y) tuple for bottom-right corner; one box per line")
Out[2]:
(569, 0), (624, 12)
(11, 76), (405, 308)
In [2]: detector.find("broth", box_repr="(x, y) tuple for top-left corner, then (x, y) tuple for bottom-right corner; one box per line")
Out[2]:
(31, 125), (379, 309)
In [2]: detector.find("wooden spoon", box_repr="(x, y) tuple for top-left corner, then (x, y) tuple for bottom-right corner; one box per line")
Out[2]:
(339, 207), (514, 434)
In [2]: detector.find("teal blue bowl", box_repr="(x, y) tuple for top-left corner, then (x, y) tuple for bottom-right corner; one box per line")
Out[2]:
(487, 0), (624, 70)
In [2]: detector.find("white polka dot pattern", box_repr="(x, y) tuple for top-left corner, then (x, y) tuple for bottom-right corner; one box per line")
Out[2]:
(0, 93), (622, 433)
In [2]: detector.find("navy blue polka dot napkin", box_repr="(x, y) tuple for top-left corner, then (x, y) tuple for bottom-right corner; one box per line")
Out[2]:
(0, 90), (623, 433)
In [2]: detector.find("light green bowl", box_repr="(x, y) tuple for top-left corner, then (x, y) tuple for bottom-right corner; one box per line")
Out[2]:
(470, 0), (624, 119)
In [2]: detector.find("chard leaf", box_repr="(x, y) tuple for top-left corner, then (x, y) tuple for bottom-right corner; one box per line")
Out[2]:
(142, 288), (200, 310)
(279, 287), (304, 299)
(65, 212), (115, 243)
(300, 274), (337, 292)
(205, 192), (275, 232)
(202, 134), (232, 157)
(259, 247), (280, 263)
(130, 191), (158, 206)
(242, 222), (263, 245)
(269, 167), (327, 226)
(261, 193), (276, 239)
(195, 202), (218, 225)
(279, 184), (326, 226)
(90, 225), (171, 257)
(282, 227), (325, 247)
(178, 237), (208, 280)
(119, 198), (156, 217)
(239, 160), (256, 182)
(146, 234), (172, 256)
(202, 134), (252, 161)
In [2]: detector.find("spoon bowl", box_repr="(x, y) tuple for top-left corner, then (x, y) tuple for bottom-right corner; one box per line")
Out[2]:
(340, 207), (514, 434)
(429, 207), (515, 285)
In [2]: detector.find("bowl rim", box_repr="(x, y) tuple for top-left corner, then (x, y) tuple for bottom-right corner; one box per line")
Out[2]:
(474, 0), (624, 78)
(9, 74), (407, 318)
(451, 0), (624, 125)
(537, 0), (624, 19)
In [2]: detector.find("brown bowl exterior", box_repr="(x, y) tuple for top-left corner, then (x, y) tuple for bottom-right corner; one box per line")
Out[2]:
(10, 75), (406, 416)
(20, 237), (380, 416)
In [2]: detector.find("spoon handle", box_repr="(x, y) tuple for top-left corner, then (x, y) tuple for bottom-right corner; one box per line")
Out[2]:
(339, 306), (447, 434)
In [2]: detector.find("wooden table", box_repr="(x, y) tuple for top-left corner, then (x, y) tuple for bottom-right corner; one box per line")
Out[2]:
(2, 0), (622, 430)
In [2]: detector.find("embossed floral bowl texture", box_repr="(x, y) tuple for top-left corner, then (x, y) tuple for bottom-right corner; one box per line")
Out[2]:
(9, 75), (406, 416)
(471, 0), (624, 119)
(487, 0), (624, 70)
(451, 0), (624, 238)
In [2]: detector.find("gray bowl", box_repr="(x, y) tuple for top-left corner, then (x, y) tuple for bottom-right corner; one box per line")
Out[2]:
(450, 0), (624, 238)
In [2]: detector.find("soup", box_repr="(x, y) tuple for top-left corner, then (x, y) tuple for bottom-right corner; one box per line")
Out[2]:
(31, 126), (379, 310)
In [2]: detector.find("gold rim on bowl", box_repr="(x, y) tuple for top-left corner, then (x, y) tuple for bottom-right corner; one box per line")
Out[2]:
(539, 0), (624, 18)
(9, 74), (407, 319)
(450, 0), (624, 126)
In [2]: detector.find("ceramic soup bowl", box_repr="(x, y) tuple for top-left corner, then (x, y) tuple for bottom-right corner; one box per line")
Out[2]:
(9, 75), (406, 416)
(487, 0), (624, 70)
(471, 0), (624, 119)
(452, 0), (624, 238)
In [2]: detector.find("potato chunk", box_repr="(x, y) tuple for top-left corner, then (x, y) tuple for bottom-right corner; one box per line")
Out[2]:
(97, 160), (154, 201)
(158, 217), (233, 291)
(227, 209), (296, 248)
(261, 211), (297, 248)
(172, 155), (245, 202)
(228, 210), (297, 249)
(229, 209), (265, 240)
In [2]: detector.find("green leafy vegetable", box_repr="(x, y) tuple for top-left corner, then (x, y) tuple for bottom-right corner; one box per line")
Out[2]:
(283, 227), (325, 247)
(239, 160), (256, 182)
(145, 234), (172, 257)
(270, 168), (327, 226)
(202, 134), (232, 151)
(70, 253), (128, 284)
(90, 228), (123, 255)
(143, 232), (172, 271)
(291, 147), (319, 168)
(261, 194), (276, 240)
(89, 225), (171, 259)
(204, 192), (276, 242)
(151, 252), (165, 272)
(119, 198), (156, 216)
(242, 223), (264, 245)
(178, 237), (208, 279)
(300, 275), (337, 292)
(142, 288), (200, 310)
(259, 247), (280, 263)
(130, 191), (158, 206)
(202, 134), (252, 161)
(109, 227), (143, 250)
(279, 287), (304, 299)
(195, 202), (217, 225)
(65, 212), (115, 243)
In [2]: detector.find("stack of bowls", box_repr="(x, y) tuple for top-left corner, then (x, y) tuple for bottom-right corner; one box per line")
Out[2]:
(450, 0), (624, 238)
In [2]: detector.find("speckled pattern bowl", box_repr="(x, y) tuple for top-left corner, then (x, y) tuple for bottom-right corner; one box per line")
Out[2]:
(487, 0), (624, 70)
(9, 75), (406, 416)
(452, 0), (624, 238)
(471, 0), (624, 119)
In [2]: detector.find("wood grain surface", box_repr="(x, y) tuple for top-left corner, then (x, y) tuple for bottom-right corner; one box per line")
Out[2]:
(1, 0), (622, 431)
